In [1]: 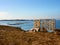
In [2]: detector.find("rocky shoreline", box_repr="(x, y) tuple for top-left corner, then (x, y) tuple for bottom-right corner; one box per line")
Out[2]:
(0, 25), (60, 45)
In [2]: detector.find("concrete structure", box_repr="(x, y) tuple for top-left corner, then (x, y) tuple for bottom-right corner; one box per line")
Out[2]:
(33, 19), (56, 32)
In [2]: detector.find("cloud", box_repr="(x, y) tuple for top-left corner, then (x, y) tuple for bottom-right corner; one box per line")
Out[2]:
(0, 12), (8, 15)
(0, 12), (9, 19)
(0, 12), (22, 19)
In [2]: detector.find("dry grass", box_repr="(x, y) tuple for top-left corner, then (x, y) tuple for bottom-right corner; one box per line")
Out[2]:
(0, 25), (60, 45)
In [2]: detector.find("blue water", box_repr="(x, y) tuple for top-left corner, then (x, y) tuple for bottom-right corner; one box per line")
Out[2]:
(0, 20), (60, 31)
(56, 20), (60, 29)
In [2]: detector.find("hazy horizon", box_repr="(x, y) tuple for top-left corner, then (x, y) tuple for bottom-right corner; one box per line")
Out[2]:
(0, 0), (60, 20)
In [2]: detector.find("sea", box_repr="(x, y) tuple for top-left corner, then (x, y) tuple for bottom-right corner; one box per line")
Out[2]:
(0, 20), (60, 31)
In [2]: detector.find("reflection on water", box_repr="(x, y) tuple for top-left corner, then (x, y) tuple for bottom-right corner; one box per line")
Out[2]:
(0, 20), (60, 31)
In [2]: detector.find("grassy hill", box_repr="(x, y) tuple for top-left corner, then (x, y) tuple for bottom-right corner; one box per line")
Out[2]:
(0, 25), (60, 45)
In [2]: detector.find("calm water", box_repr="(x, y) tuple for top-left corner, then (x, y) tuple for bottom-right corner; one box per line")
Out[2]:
(0, 20), (60, 31)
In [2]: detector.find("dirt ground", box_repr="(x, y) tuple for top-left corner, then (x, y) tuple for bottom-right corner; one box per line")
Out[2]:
(0, 25), (60, 45)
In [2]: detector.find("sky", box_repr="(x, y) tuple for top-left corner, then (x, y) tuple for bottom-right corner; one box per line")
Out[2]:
(0, 0), (60, 20)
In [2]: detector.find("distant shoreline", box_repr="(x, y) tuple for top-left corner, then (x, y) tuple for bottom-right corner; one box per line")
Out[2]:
(0, 19), (60, 21)
(0, 20), (33, 21)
